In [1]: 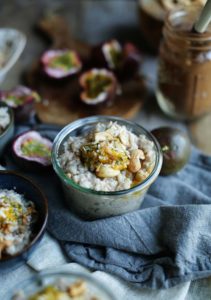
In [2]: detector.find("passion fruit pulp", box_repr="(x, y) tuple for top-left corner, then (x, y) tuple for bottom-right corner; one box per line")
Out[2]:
(41, 49), (82, 79)
(79, 68), (117, 106)
(151, 127), (191, 175)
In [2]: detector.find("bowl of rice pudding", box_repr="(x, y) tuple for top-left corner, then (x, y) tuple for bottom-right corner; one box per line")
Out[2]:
(0, 102), (14, 156)
(52, 116), (163, 219)
(0, 171), (48, 270)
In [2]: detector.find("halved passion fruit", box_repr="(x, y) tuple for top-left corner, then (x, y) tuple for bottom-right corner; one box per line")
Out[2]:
(12, 131), (52, 170)
(0, 86), (41, 123)
(79, 68), (117, 106)
(41, 49), (82, 79)
(92, 39), (141, 81)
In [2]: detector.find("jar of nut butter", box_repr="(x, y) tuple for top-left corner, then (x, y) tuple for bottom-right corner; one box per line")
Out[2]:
(156, 7), (211, 120)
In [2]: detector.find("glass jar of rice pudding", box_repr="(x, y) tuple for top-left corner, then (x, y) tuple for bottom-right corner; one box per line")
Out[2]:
(52, 116), (163, 220)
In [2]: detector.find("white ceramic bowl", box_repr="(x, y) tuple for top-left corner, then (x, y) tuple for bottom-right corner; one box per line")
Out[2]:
(0, 28), (26, 83)
(0, 102), (14, 156)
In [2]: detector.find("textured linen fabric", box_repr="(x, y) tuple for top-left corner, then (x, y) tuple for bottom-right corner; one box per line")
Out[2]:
(3, 233), (211, 300)
(0, 234), (191, 300)
(5, 124), (211, 290)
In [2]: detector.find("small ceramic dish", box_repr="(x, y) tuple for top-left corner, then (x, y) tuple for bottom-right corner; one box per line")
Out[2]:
(0, 170), (48, 270)
(6, 271), (117, 300)
(0, 28), (26, 83)
(0, 102), (14, 157)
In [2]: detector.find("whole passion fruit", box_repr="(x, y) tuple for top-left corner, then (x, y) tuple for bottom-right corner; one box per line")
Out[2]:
(12, 130), (52, 171)
(0, 86), (41, 123)
(151, 127), (191, 175)
(41, 49), (82, 79)
(79, 68), (118, 106)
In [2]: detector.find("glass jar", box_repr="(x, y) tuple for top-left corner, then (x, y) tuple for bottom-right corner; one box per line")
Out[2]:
(156, 7), (211, 120)
(52, 116), (163, 220)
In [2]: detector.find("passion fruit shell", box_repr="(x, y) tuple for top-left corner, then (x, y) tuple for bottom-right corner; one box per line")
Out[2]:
(91, 39), (141, 81)
(12, 130), (52, 171)
(41, 49), (82, 79)
(0, 86), (41, 123)
(151, 127), (191, 175)
(120, 42), (141, 81)
(79, 68), (118, 106)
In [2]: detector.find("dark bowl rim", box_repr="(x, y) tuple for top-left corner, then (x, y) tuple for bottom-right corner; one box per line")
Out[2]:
(0, 170), (48, 262)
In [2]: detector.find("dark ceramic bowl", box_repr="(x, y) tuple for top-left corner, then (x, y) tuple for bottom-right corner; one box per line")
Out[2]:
(0, 170), (48, 270)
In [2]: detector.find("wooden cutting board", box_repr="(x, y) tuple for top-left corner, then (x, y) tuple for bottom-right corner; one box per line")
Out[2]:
(27, 15), (147, 125)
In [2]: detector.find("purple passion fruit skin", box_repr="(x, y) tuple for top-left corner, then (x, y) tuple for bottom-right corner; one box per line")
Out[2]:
(12, 131), (52, 171)
(0, 86), (41, 123)
(120, 43), (141, 81)
(41, 49), (82, 79)
(151, 127), (191, 175)
(79, 68), (118, 106)
(92, 39), (141, 81)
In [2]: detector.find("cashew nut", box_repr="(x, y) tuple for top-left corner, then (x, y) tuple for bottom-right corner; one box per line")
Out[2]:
(119, 131), (130, 147)
(96, 165), (120, 178)
(68, 280), (86, 297)
(128, 149), (145, 173)
(135, 169), (149, 182)
(94, 131), (113, 142)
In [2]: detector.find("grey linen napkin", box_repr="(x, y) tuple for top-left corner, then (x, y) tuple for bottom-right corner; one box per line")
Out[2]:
(6, 125), (211, 289)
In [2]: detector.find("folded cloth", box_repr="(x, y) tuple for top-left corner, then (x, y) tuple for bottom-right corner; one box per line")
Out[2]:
(6, 124), (211, 289)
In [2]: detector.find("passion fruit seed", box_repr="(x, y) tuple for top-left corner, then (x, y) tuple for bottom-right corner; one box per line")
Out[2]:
(48, 52), (77, 71)
(80, 138), (129, 176)
(13, 131), (53, 169)
(86, 74), (113, 99)
(41, 50), (82, 79)
(21, 139), (51, 158)
(79, 69), (117, 105)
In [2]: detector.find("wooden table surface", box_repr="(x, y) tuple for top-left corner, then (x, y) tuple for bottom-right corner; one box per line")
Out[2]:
(0, 0), (210, 155)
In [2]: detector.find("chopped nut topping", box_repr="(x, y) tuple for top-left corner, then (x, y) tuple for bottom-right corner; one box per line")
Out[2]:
(128, 149), (145, 173)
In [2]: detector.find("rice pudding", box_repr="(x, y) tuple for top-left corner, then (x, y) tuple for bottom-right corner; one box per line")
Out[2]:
(0, 189), (37, 258)
(59, 122), (156, 192)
